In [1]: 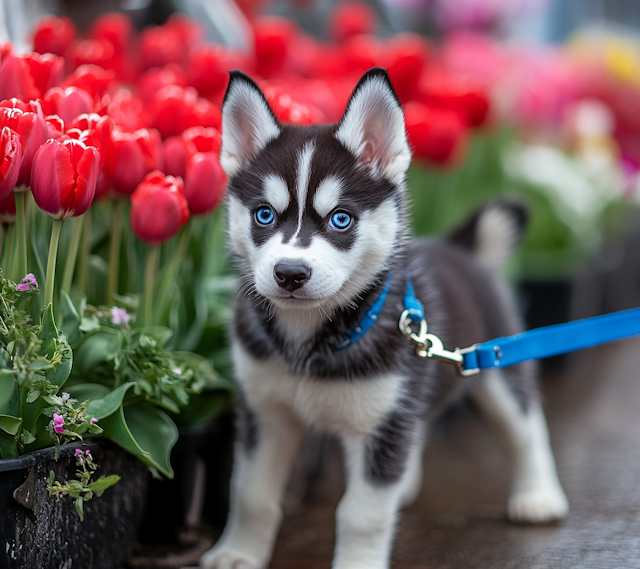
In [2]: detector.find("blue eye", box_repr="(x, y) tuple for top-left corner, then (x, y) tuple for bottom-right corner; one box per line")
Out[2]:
(255, 207), (275, 225)
(330, 211), (352, 231)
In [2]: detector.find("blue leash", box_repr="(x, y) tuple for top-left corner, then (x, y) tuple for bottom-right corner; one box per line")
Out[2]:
(398, 276), (640, 376)
(340, 272), (640, 376)
(459, 307), (640, 375)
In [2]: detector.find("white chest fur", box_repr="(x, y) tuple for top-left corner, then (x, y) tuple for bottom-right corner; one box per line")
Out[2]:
(232, 343), (404, 436)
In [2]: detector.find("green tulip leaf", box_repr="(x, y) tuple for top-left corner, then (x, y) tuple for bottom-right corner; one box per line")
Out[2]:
(0, 414), (22, 436)
(0, 376), (18, 417)
(59, 291), (80, 344)
(99, 404), (177, 478)
(0, 430), (18, 459)
(72, 330), (121, 375)
(86, 382), (136, 420)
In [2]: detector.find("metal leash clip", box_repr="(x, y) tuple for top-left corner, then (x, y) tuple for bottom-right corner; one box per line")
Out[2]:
(398, 310), (478, 376)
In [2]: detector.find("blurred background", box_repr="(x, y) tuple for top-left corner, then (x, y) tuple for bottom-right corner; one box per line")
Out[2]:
(4, 0), (640, 326)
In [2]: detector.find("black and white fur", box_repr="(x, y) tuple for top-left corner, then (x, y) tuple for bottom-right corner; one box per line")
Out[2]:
(201, 68), (568, 569)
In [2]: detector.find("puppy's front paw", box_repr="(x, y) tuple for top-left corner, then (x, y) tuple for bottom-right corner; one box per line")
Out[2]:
(199, 547), (261, 569)
(508, 487), (569, 523)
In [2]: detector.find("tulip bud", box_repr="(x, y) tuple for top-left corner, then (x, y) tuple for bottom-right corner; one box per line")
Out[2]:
(0, 106), (48, 187)
(30, 138), (99, 219)
(130, 171), (189, 246)
(107, 128), (164, 196)
(0, 127), (22, 200)
(184, 152), (226, 215)
(32, 15), (77, 57)
(22, 53), (65, 98)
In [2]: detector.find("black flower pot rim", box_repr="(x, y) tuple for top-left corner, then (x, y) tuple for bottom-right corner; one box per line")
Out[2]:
(0, 440), (100, 472)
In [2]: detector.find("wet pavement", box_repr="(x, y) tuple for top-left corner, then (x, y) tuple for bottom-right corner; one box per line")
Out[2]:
(129, 337), (640, 568)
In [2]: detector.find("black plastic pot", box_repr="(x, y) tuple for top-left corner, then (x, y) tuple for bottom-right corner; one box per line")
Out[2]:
(0, 440), (148, 569)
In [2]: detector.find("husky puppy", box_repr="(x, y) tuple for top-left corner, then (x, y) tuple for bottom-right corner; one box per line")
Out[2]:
(201, 68), (568, 569)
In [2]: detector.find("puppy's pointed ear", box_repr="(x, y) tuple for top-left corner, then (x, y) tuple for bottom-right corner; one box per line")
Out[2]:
(221, 71), (281, 177)
(335, 68), (411, 183)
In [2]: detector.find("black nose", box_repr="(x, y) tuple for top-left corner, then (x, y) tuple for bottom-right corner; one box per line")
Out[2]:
(274, 262), (311, 292)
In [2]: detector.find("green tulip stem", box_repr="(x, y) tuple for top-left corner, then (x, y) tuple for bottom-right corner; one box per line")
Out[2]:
(142, 245), (159, 329)
(157, 223), (191, 316)
(107, 198), (123, 304)
(14, 190), (27, 281)
(4, 223), (15, 278)
(60, 215), (85, 297)
(44, 219), (64, 308)
(76, 208), (92, 298)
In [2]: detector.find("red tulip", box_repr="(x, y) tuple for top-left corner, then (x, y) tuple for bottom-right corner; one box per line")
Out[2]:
(404, 102), (468, 166)
(67, 39), (117, 73)
(42, 86), (94, 124)
(0, 191), (16, 223)
(183, 126), (221, 155)
(107, 128), (164, 195)
(386, 34), (430, 103)
(150, 85), (221, 138)
(0, 127), (22, 199)
(88, 12), (134, 57)
(30, 138), (99, 219)
(130, 171), (189, 245)
(419, 69), (490, 128)
(164, 126), (222, 179)
(99, 88), (149, 133)
(21, 52), (65, 96)
(328, 1), (377, 44)
(32, 15), (77, 57)
(61, 64), (116, 101)
(68, 113), (114, 198)
(186, 45), (235, 101)
(163, 136), (188, 179)
(0, 55), (40, 102)
(140, 25), (185, 71)
(137, 64), (186, 103)
(184, 152), (226, 215)
(0, 97), (44, 114)
(45, 114), (65, 139)
(0, 106), (48, 187)
(253, 17), (297, 79)
(0, 43), (12, 63)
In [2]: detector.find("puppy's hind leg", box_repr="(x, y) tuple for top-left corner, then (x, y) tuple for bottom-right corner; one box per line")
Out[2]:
(470, 368), (568, 523)
(200, 396), (304, 569)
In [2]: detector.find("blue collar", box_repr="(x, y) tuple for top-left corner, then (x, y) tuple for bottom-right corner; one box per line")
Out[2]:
(336, 272), (424, 351)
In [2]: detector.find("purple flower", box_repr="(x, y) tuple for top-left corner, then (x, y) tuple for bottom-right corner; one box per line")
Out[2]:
(17, 273), (38, 291)
(74, 448), (83, 457)
(110, 306), (131, 326)
(91, 418), (99, 425)
(85, 450), (92, 461)
(52, 413), (65, 434)
(78, 457), (84, 466)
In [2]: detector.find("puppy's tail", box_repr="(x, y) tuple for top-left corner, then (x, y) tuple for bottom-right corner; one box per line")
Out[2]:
(447, 198), (528, 272)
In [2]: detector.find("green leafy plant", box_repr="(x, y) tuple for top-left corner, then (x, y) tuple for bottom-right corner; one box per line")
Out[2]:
(47, 448), (120, 521)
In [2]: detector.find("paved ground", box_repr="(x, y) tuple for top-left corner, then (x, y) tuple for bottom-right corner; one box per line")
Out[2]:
(130, 337), (640, 568)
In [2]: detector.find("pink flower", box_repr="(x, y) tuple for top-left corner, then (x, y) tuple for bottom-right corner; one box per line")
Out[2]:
(52, 413), (65, 434)
(17, 273), (38, 291)
(91, 418), (99, 425)
(111, 306), (131, 325)
(75, 448), (83, 457)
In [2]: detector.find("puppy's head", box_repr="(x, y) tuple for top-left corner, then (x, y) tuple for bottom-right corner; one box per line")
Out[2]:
(221, 68), (411, 311)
